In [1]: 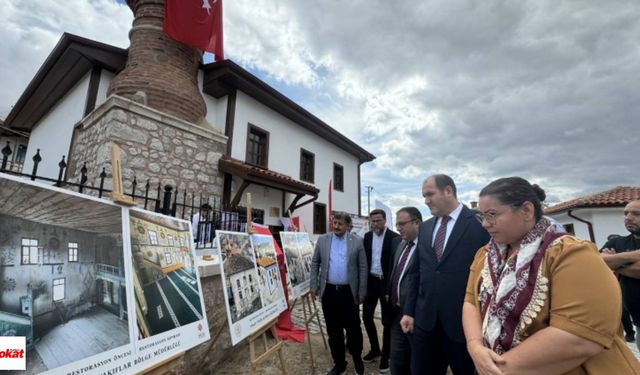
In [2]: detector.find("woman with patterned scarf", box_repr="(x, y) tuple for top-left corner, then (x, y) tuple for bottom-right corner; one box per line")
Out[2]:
(462, 177), (640, 375)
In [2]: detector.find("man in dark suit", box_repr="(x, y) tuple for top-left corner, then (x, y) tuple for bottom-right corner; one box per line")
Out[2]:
(401, 174), (490, 374)
(311, 212), (368, 375)
(362, 209), (399, 373)
(386, 206), (422, 375)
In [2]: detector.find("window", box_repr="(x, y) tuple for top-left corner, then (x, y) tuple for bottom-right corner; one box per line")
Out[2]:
(53, 278), (65, 301)
(167, 235), (174, 246)
(42, 248), (52, 264)
(299, 149), (315, 183)
(21, 238), (38, 265)
(313, 203), (327, 234)
(15, 144), (27, 164)
(246, 124), (269, 168)
(179, 236), (185, 247)
(165, 252), (173, 265)
(563, 224), (575, 235)
(68, 242), (78, 262)
(333, 163), (344, 192)
(148, 230), (158, 245)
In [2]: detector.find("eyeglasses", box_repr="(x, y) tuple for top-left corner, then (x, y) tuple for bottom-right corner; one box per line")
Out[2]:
(396, 219), (417, 228)
(475, 204), (522, 225)
(475, 211), (504, 225)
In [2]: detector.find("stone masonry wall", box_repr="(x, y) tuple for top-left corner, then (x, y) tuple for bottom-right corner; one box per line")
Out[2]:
(68, 95), (226, 198)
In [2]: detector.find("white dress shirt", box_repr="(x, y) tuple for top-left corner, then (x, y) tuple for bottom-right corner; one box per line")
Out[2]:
(431, 203), (463, 255)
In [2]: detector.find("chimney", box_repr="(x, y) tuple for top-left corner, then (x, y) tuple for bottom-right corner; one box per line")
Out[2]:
(108, 0), (207, 124)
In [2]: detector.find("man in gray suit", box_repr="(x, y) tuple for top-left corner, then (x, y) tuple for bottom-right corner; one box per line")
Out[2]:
(311, 211), (368, 375)
(386, 206), (422, 375)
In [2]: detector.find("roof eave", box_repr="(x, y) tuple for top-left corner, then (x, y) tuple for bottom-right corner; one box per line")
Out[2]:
(4, 33), (127, 131)
(202, 60), (375, 163)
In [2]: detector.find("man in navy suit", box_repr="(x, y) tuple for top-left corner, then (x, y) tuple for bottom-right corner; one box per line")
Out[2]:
(400, 174), (490, 374)
(362, 209), (399, 373)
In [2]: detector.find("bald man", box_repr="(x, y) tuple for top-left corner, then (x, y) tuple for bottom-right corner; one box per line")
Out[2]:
(601, 199), (640, 351)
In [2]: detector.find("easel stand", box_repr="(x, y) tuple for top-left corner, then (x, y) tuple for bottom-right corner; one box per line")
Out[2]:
(299, 291), (328, 369)
(248, 318), (288, 375)
(196, 319), (227, 371)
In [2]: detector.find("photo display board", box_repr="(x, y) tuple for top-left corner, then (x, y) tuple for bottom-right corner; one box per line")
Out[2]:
(216, 231), (287, 345)
(0, 173), (210, 374)
(279, 231), (313, 299)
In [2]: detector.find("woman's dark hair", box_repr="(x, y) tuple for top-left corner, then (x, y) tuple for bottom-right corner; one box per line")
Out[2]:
(479, 177), (546, 221)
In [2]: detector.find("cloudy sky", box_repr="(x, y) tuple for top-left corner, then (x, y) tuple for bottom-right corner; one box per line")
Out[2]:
(1, 0), (639, 218)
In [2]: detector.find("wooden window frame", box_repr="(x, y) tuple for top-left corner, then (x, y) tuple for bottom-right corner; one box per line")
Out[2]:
(53, 277), (66, 302)
(21, 238), (38, 265)
(313, 203), (327, 234)
(333, 163), (344, 192)
(245, 124), (270, 168)
(148, 230), (159, 246)
(299, 148), (315, 183)
(68, 242), (79, 262)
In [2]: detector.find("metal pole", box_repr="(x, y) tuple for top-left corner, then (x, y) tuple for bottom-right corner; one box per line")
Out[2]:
(365, 186), (374, 214)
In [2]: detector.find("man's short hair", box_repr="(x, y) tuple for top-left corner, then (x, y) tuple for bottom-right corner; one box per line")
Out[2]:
(333, 211), (352, 225)
(369, 208), (386, 219)
(429, 174), (457, 198)
(396, 206), (423, 222)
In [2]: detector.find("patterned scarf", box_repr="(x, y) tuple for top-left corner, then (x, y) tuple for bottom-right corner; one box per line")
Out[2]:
(478, 217), (565, 354)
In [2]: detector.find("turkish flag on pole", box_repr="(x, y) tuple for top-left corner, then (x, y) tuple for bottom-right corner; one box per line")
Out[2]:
(164, 0), (224, 60)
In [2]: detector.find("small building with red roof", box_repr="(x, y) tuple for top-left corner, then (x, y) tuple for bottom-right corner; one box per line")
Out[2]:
(545, 186), (640, 247)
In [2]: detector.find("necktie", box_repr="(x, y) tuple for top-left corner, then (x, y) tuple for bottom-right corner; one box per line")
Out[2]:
(391, 241), (414, 307)
(434, 216), (450, 261)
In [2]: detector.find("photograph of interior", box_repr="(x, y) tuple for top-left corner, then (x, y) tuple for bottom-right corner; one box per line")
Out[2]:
(129, 210), (202, 339)
(0, 176), (129, 373)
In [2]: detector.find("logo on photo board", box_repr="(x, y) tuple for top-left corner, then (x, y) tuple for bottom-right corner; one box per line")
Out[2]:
(0, 336), (26, 370)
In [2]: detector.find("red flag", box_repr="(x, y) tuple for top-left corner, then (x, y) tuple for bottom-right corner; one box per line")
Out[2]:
(291, 216), (300, 232)
(252, 223), (306, 343)
(164, 0), (224, 60)
(328, 179), (333, 231)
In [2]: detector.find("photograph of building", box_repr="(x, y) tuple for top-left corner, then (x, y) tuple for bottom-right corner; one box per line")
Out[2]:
(280, 231), (312, 298)
(0, 175), (129, 374)
(217, 231), (262, 324)
(251, 234), (285, 307)
(129, 210), (203, 339)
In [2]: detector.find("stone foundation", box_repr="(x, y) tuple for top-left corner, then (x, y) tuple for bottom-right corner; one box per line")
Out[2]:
(67, 95), (226, 198)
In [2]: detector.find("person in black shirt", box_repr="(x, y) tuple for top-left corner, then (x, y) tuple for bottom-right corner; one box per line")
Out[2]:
(601, 199), (640, 351)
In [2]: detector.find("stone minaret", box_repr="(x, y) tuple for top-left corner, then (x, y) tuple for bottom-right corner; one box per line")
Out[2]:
(108, 0), (206, 124)
(67, 0), (226, 197)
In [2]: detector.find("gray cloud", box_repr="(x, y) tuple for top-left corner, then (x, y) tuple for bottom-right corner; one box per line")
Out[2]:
(1, 0), (638, 215)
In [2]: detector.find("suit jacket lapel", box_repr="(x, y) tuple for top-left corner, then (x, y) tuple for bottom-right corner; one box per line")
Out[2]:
(423, 219), (438, 261)
(390, 239), (406, 277)
(438, 206), (471, 265)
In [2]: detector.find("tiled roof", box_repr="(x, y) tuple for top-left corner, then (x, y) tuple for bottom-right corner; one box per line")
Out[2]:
(223, 254), (255, 275)
(545, 186), (640, 214)
(257, 257), (276, 268)
(219, 157), (319, 196)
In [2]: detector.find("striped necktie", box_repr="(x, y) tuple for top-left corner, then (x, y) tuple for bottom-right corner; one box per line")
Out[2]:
(434, 216), (450, 261)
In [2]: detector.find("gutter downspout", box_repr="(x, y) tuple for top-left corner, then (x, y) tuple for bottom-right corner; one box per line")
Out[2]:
(567, 209), (595, 243)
